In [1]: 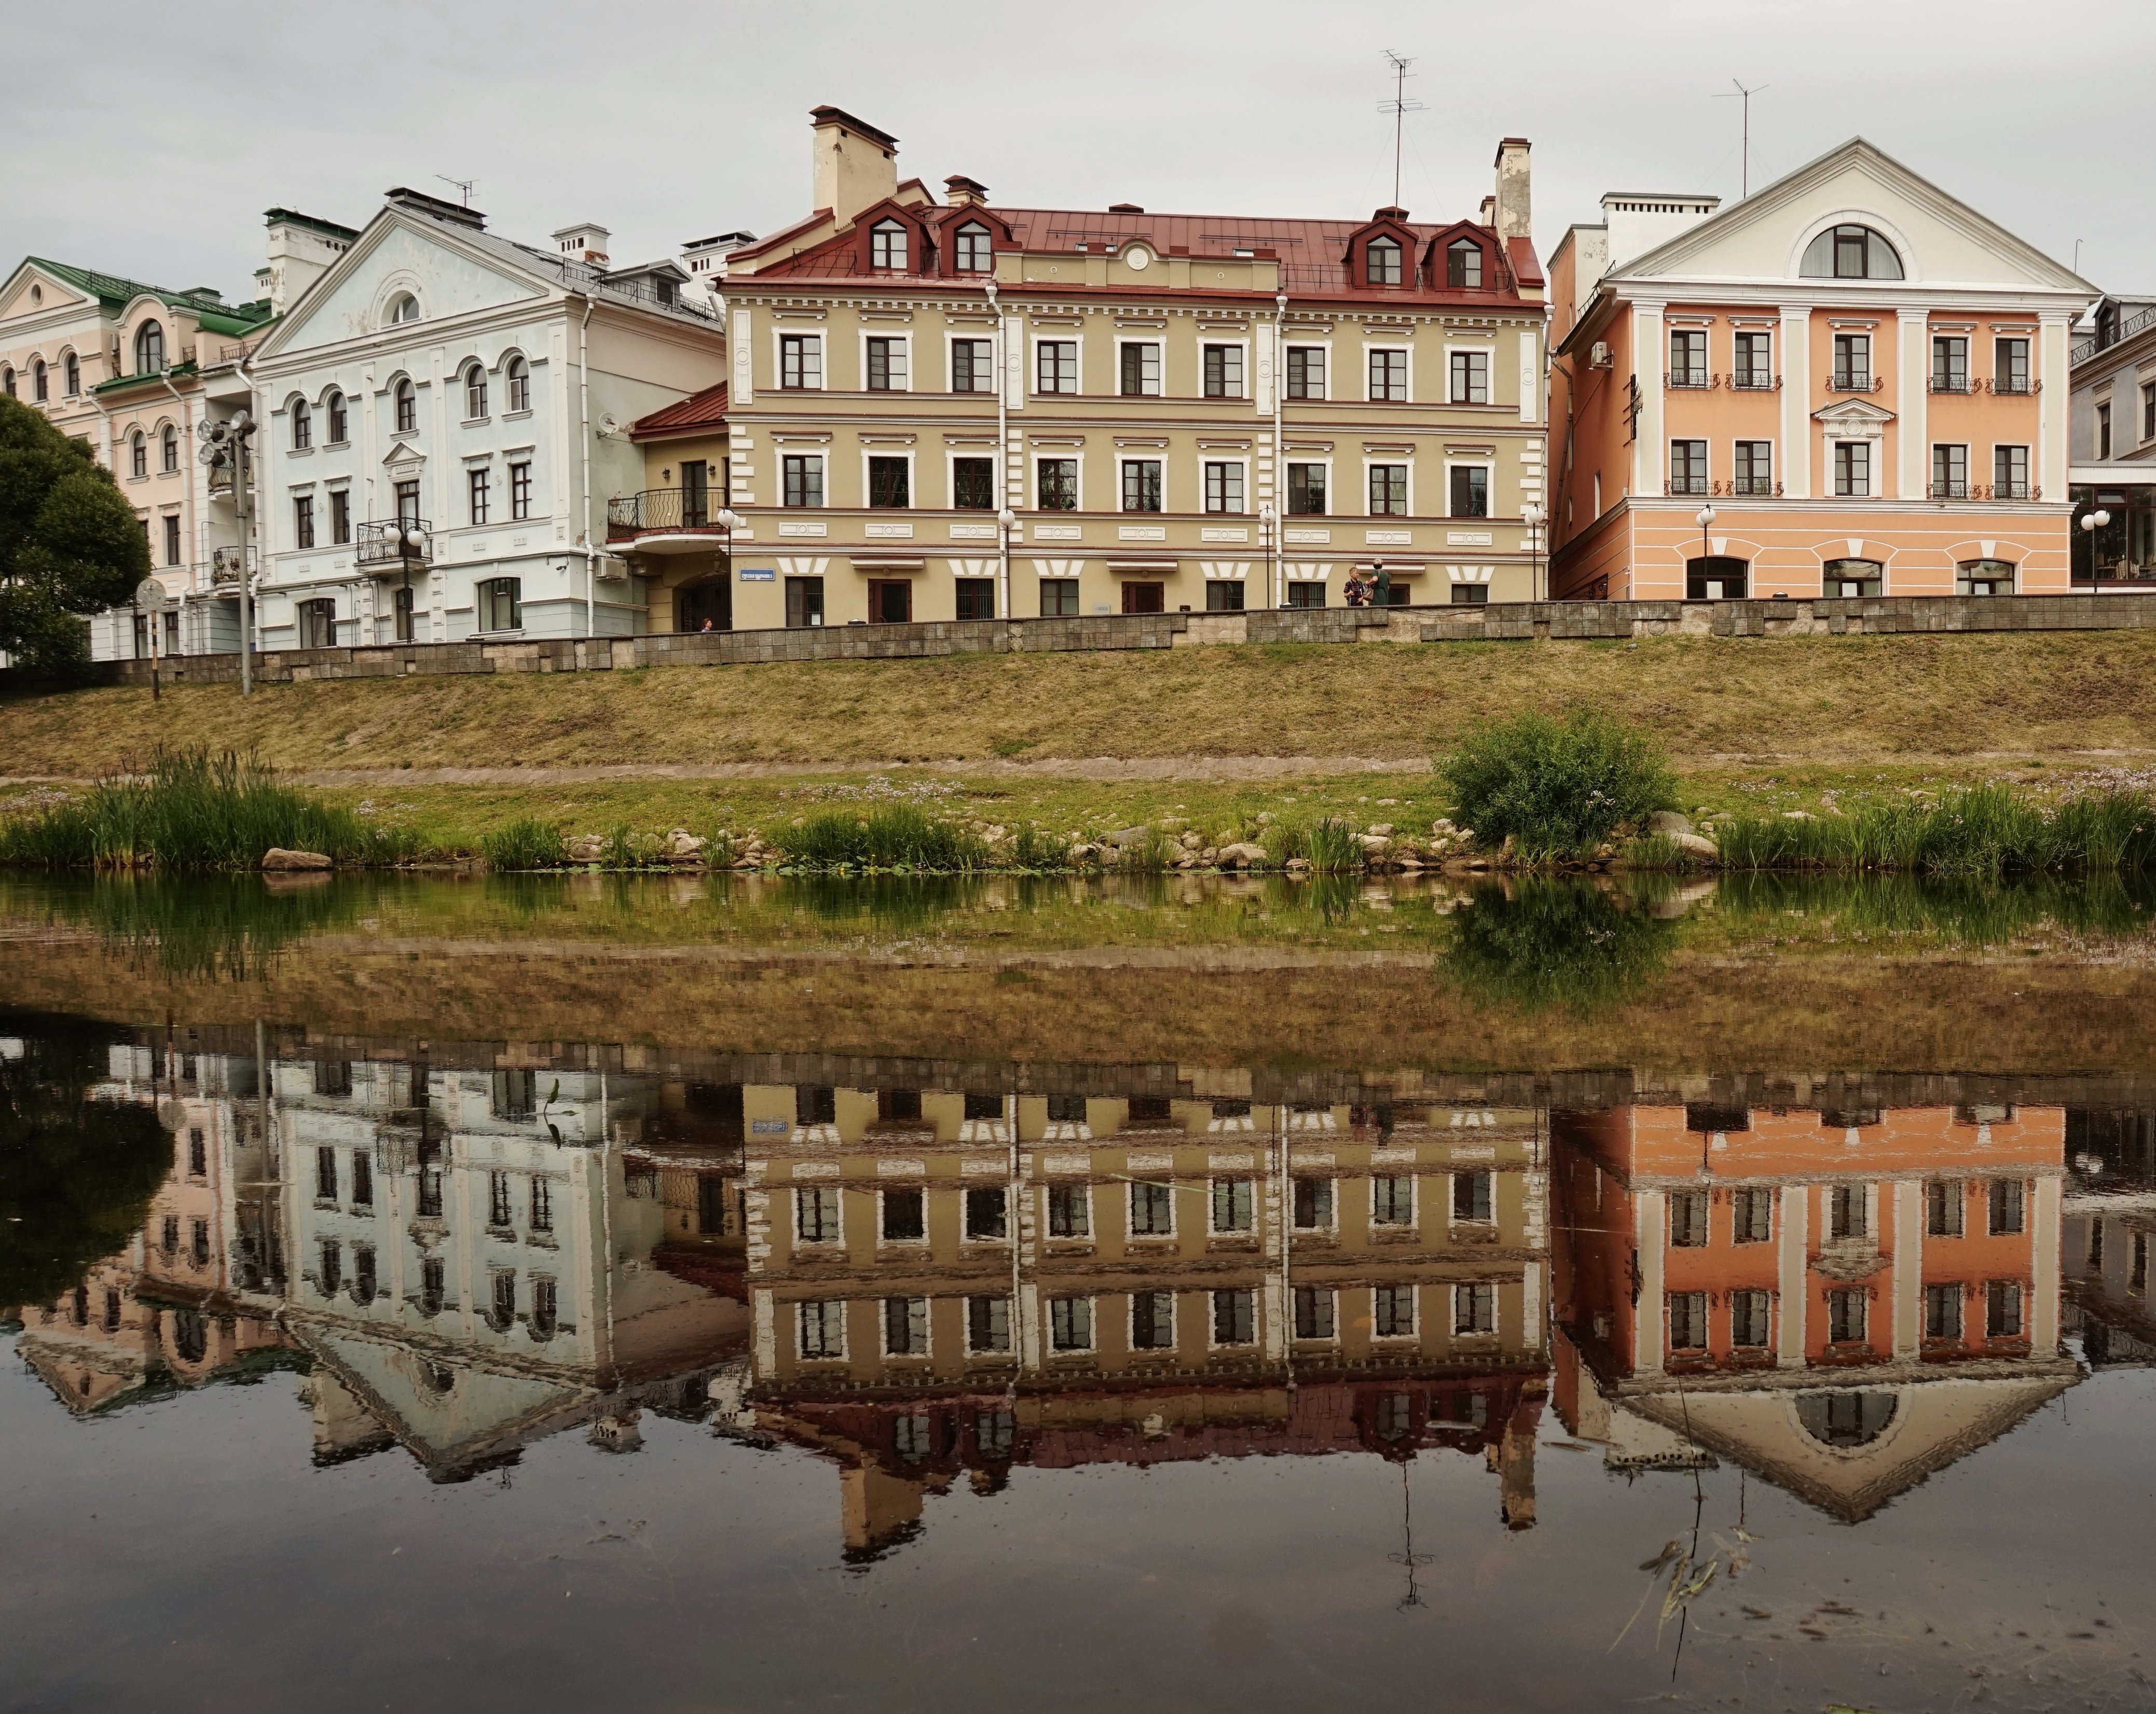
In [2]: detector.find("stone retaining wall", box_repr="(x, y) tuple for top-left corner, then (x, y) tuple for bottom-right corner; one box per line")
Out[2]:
(96, 592), (2156, 687)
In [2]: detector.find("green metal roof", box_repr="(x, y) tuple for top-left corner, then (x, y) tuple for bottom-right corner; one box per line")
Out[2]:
(263, 206), (361, 242)
(24, 256), (276, 330)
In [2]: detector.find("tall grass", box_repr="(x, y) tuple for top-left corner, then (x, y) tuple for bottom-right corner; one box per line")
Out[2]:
(1714, 784), (2156, 876)
(1111, 826), (1177, 873)
(1271, 817), (1365, 873)
(0, 748), (414, 870)
(779, 804), (988, 871)
(1007, 822), (1073, 870)
(1440, 707), (1677, 863)
(480, 818), (569, 870)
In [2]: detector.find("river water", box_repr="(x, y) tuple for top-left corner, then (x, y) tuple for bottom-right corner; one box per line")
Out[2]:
(2, 872), (2151, 1713)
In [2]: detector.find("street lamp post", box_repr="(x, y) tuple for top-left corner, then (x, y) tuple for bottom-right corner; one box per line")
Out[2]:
(2079, 508), (2112, 592)
(997, 507), (1018, 620)
(1522, 503), (1545, 602)
(1696, 504), (1716, 599)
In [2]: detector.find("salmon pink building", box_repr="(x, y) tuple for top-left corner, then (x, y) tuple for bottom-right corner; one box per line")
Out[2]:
(1547, 140), (2097, 603)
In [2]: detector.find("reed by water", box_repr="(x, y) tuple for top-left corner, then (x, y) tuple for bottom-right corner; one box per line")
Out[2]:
(1710, 783), (2156, 876)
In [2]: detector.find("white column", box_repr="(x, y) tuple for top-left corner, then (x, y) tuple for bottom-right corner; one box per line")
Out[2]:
(1777, 1183), (1808, 1366)
(1898, 309), (1929, 499)
(1779, 307), (1811, 498)
(1633, 302), (1665, 498)
(1518, 324), (1540, 424)
(1635, 1191), (1664, 1373)
(1891, 1180), (1921, 1356)
(2038, 312), (2070, 501)
(730, 308), (754, 406)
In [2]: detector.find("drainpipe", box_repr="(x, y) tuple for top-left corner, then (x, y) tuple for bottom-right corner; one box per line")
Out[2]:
(233, 349), (262, 695)
(1273, 291), (1287, 611)
(579, 295), (598, 646)
(159, 372), (195, 649)
(986, 279), (1010, 618)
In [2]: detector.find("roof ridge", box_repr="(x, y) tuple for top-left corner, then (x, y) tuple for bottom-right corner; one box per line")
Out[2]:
(24, 255), (266, 321)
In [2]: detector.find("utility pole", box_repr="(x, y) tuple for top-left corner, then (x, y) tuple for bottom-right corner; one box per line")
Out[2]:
(1379, 51), (1426, 209)
(1716, 79), (1767, 199)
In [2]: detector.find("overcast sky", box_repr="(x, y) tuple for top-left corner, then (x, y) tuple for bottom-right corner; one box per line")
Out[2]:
(7, 0), (2149, 305)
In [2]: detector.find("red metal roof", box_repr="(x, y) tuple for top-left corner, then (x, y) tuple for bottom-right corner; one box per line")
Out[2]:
(631, 382), (727, 441)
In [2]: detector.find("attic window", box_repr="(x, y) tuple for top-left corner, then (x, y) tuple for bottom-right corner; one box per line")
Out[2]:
(386, 293), (420, 325)
(1801, 224), (1903, 281)
(1447, 238), (1484, 289)
(870, 220), (908, 271)
(1366, 236), (1403, 286)
(954, 223), (992, 271)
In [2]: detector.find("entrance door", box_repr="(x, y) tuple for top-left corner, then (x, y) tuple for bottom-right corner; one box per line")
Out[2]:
(869, 579), (912, 624)
(680, 461), (709, 529)
(1121, 581), (1164, 614)
(679, 574), (733, 632)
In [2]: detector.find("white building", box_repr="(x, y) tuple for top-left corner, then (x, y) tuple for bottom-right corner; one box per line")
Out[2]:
(245, 187), (727, 647)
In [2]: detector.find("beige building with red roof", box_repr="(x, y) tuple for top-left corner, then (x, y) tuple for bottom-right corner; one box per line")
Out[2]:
(615, 106), (1549, 632)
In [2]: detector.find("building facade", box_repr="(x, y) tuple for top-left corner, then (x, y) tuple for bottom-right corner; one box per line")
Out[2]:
(2066, 294), (2156, 586)
(610, 106), (1550, 630)
(1548, 140), (2096, 603)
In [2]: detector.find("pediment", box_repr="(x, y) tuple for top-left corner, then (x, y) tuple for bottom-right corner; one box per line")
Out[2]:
(0, 261), (94, 324)
(1813, 397), (1896, 432)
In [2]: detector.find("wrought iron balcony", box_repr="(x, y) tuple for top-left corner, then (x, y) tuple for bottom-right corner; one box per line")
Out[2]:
(1667, 369), (1711, 389)
(1988, 376), (2039, 395)
(607, 487), (727, 541)
(1929, 374), (1973, 394)
(1665, 476), (1710, 496)
(1731, 370), (1780, 391)
(209, 546), (246, 585)
(1830, 371), (1881, 393)
(1928, 481), (1971, 499)
(1993, 481), (2037, 500)
(356, 517), (432, 570)
(1728, 477), (1780, 496)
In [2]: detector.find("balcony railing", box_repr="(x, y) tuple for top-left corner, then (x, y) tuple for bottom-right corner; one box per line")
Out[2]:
(607, 488), (726, 540)
(210, 547), (246, 585)
(1665, 476), (1710, 496)
(1988, 376), (2039, 395)
(1830, 372), (1882, 393)
(1730, 370), (1780, 391)
(1928, 480), (1971, 499)
(1667, 369), (1711, 390)
(1929, 374), (1973, 394)
(2072, 304), (2156, 364)
(1993, 481), (2038, 500)
(355, 517), (432, 570)
(1727, 477), (1781, 496)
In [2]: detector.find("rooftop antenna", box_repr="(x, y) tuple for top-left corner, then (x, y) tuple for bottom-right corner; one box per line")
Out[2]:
(435, 174), (477, 208)
(1378, 50), (1427, 210)
(1713, 80), (1767, 199)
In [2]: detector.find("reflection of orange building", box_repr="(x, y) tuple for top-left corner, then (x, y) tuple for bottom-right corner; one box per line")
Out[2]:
(1551, 1101), (2073, 1519)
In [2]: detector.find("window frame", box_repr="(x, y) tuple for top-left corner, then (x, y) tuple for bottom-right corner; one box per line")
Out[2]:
(1130, 1289), (1176, 1351)
(1033, 338), (1080, 396)
(477, 576), (523, 634)
(1453, 1281), (1496, 1335)
(1668, 328), (1709, 389)
(1048, 1294), (1095, 1353)
(392, 378), (418, 435)
(1733, 329), (1774, 388)
(948, 336), (996, 394)
(1046, 1181), (1091, 1238)
(1992, 444), (2030, 498)
(1446, 237), (1485, 290)
(1119, 458), (1163, 514)
(1372, 1281), (1418, 1340)
(293, 492), (315, 550)
(781, 453), (826, 509)
(1116, 338), (1162, 398)
(1035, 455), (1080, 512)
(129, 431), (148, 479)
(1446, 462), (1492, 519)
(881, 1294), (930, 1357)
(1292, 1284), (1337, 1341)
(1128, 1178), (1176, 1238)
(464, 363), (489, 421)
(864, 451), (914, 509)
(1210, 1287), (1258, 1348)
(291, 398), (312, 450)
(509, 462), (533, 521)
(1370, 1173), (1416, 1228)
(1209, 1177), (1255, 1235)
(798, 1298), (847, 1360)
(1284, 343), (1329, 400)
(949, 453), (996, 510)
(1448, 346), (1492, 405)
(1733, 440), (1774, 495)
(1285, 460), (1330, 516)
(1831, 333), (1872, 390)
(1201, 341), (1248, 401)
(505, 357), (530, 413)
(777, 332), (825, 392)
(1038, 576), (1080, 617)
(878, 1185), (929, 1246)
(862, 332), (912, 393)
(869, 219), (909, 272)
(1365, 344), (1410, 404)
(1931, 442), (1969, 499)
(953, 223), (993, 273)
(1833, 440), (1872, 497)
(1364, 234), (1404, 287)
(1669, 438), (1709, 495)
(468, 466), (491, 526)
(966, 1293), (1013, 1354)
(1365, 461), (1410, 517)
(1667, 1290), (1709, 1351)
(1202, 459), (1247, 515)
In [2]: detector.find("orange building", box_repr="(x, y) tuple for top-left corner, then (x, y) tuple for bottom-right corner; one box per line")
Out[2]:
(1547, 141), (2096, 603)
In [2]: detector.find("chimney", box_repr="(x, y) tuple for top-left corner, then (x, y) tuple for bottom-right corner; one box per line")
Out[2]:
(944, 175), (990, 208)
(552, 222), (611, 266)
(262, 206), (362, 316)
(1479, 195), (1497, 228)
(1492, 137), (1532, 241)
(811, 105), (899, 223)
(1373, 205), (1409, 223)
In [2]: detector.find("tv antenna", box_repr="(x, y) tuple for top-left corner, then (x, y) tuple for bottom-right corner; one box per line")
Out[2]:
(1714, 80), (1767, 198)
(435, 174), (477, 208)
(1378, 50), (1427, 210)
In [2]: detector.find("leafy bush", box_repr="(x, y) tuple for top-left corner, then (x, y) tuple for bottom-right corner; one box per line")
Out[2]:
(1440, 708), (1677, 863)
(1443, 878), (1677, 1015)
(779, 804), (987, 870)
(480, 818), (569, 870)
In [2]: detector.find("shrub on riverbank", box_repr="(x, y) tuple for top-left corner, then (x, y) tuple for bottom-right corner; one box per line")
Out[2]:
(1714, 783), (2156, 875)
(480, 818), (570, 870)
(1440, 708), (1677, 863)
(0, 748), (413, 870)
(780, 803), (988, 870)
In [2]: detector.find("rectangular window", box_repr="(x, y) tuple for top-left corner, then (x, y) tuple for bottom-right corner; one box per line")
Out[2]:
(867, 456), (911, 508)
(478, 577), (521, 633)
(319, 1241), (342, 1294)
(1448, 466), (1489, 517)
(1994, 445), (2030, 498)
(1129, 1180), (1174, 1236)
(2098, 401), (2113, 460)
(1454, 1282), (1496, 1334)
(1988, 1179), (2026, 1235)
(529, 1176), (551, 1233)
(1733, 331), (1773, 388)
(530, 1275), (556, 1335)
(1931, 443), (1968, 499)
(1668, 1189), (1709, 1247)
(1286, 464), (1327, 516)
(1733, 1188), (1773, 1243)
(1451, 582), (1488, 605)
(328, 488), (352, 545)
(951, 457), (995, 510)
(1367, 348), (1408, 402)
(1047, 1182), (1090, 1237)
(1667, 1290), (1708, 1350)
(394, 479), (420, 527)
(950, 338), (994, 394)
(782, 455), (823, 508)
(1924, 1282), (1964, 1339)
(1828, 1287), (1868, 1344)
(1669, 440), (1708, 495)
(1828, 1184), (1867, 1240)
(1734, 441), (1773, 495)
(967, 1294), (1012, 1354)
(796, 1185), (841, 1243)
(779, 334), (822, 390)
(1049, 1295), (1093, 1352)
(864, 336), (907, 391)
(1203, 462), (1244, 514)
(468, 467), (490, 525)
(507, 463), (531, 521)
(1986, 1280), (2024, 1337)
(1202, 344), (1244, 399)
(314, 1145), (338, 1201)
(163, 514), (183, 566)
(964, 1185), (1008, 1241)
(293, 494), (315, 549)
(1293, 1284), (1335, 1339)
(1371, 1175), (1415, 1227)
(1212, 1287), (1256, 1346)
(1452, 1170), (1494, 1224)
(353, 1245), (377, 1302)
(1285, 580), (1326, 609)
(348, 1151), (372, 1208)
(881, 1187), (926, 1242)
(1036, 340), (1078, 395)
(1210, 1178), (1254, 1234)
(1668, 329), (1707, 387)
(883, 1296), (928, 1356)
(1038, 577), (1079, 617)
(955, 577), (995, 620)
(1204, 579), (1244, 612)
(1833, 441), (1871, 497)
(1731, 1289), (1772, 1347)
(1995, 337), (2030, 394)
(2145, 380), (2156, 441)
(1926, 1180), (1965, 1236)
(1131, 1291), (1175, 1350)
(1367, 464), (1408, 516)
(1448, 349), (1490, 404)
(1036, 458), (1078, 510)
(784, 575), (824, 628)
(798, 1300), (844, 1359)
(1931, 335), (1969, 392)
(1120, 459), (1162, 513)
(1832, 334), (1871, 390)
(1285, 346), (1326, 399)
(1373, 1283), (1416, 1338)
(489, 1170), (514, 1228)
(1119, 342), (1161, 397)
(1292, 1178), (1334, 1229)
(187, 1130), (207, 1177)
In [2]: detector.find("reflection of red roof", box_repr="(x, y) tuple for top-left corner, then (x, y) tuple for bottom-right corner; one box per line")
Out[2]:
(632, 382), (727, 441)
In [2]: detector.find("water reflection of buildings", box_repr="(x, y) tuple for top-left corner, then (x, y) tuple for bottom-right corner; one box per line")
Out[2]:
(2064, 1108), (2155, 1369)
(1552, 1090), (2077, 1522)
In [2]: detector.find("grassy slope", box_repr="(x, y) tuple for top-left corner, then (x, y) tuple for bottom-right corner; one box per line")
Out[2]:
(8, 631), (2156, 777)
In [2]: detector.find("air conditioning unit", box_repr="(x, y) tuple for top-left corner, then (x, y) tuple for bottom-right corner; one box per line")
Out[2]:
(1590, 341), (1612, 368)
(594, 554), (631, 580)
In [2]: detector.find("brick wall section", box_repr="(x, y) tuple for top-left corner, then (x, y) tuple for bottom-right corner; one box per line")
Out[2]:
(95, 595), (2156, 687)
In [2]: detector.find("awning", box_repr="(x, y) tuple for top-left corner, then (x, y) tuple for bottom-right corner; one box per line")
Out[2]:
(847, 555), (926, 572)
(1104, 555), (1178, 572)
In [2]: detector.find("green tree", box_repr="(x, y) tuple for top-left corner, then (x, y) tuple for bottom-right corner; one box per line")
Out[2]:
(1, 394), (150, 681)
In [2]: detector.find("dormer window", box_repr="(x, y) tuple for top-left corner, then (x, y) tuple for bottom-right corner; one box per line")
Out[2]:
(1366, 236), (1403, 286)
(134, 321), (165, 375)
(386, 293), (420, 325)
(870, 220), (908, 271)
(1801, 224), (1904, 281)
(1447, 238), (1484, 289)
(954, 223), (992, 272)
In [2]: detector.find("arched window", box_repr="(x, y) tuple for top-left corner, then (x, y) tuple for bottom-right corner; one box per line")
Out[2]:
(870, 219), (909, 270)
(394, 378), (417, 434)
(505, 355), (529, 412)
(1822, 557), (1883, 599)
(33, 359), (48, 402)
(386, 292), (420, 325)
(3, 367), (14, 397)
(130, 431), (148, 478)
(326, 390), (347, 443)
(1365, 236), (1403, 286)
(464, 363), (488, 420)
(291, 397), (312, 450)
(1800, 224), (1903, 281)
(170, 1309), (208, 1364)
(954, 223), (992, 272)
(63, 351), (80, 395)
(1957, 558), (2016, 596)
(1446, 238), (1484, 289)
(135, 321), (166, 374)
(1686, 555), (1748, 600)
(162, 424), (180, 472)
